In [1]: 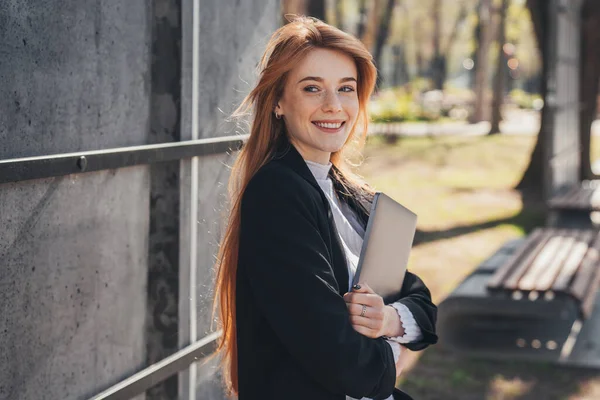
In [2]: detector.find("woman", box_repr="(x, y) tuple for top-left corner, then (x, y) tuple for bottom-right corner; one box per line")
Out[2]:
(214, 16), (437, 400)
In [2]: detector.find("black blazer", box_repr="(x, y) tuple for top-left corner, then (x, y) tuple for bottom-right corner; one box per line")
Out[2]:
(236, 139), (438, 400)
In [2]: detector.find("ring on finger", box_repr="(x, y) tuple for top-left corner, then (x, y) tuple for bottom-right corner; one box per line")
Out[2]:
(360, 304), (367, 317)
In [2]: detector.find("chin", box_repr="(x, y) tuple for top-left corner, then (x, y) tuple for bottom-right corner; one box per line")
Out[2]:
(331, 143), (347, 152)
(318, 138), (345, 151)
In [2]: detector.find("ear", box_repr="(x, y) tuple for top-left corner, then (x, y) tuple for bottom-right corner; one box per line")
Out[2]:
(274, 101), (284, 116)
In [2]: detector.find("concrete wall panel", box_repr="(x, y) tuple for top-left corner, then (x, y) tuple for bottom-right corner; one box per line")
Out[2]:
(0, 1), (152, 399)
(0, 0), (152, 159)
(0, 168), (149, 400)
(178, 1), (278, 397)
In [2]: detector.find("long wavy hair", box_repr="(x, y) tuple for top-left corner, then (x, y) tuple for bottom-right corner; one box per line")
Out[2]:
(213, 15), (377, 395)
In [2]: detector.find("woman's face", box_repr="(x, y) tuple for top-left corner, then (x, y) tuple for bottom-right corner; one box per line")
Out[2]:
(275, 48), (359, 165)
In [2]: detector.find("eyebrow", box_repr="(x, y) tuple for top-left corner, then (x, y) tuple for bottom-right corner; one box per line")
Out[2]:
(297, 76), (357, 84)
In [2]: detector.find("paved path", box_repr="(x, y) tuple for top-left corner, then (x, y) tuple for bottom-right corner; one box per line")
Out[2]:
(369, 110), (600, 137)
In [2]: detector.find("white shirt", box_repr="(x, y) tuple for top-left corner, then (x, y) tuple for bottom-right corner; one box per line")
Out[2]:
(305, 160), (422, 400)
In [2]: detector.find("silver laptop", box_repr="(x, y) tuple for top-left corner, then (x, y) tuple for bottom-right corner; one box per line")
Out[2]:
(351, 192), (417, 299)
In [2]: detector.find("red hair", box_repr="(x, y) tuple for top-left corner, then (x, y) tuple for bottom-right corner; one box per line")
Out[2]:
(213, 16), (377, 395)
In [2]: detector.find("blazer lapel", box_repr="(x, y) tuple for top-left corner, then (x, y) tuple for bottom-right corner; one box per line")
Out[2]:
(273, 139), (350, 294)
(272, 138), (321, 191)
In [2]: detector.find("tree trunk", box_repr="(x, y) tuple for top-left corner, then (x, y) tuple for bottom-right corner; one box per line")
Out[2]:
(400, 5), (413, 83)
(518, 0), (600, 189)
(490, 0), (508, 134)
(373, 0), (397, 87)
(470, 0), (494, 123)
(516, 0), (548, 190)
(282, 0), (308, 22)
(356, 0), (368, 39)
(579, 0), (600, 179)
(335, 0), (344, 30)
(361, 0), (382, 51)
(431, 0), (444, 90)
(308, 0), (326, 21)
(392, 45), (409, 86)
(441, 1), (469, 91)
(414, 10), (427, 77)
(470, 19), (481, 90)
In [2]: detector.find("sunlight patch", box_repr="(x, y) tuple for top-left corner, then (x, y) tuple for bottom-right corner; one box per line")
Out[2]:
(488, 375), (535, 399)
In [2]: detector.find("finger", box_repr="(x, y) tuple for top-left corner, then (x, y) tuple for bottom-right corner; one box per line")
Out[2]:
(345, 293), (382, 307)
(347, 303), (385, 320)
(350, 315), (383, 330)
(346, 303), (366, 317)
(360, 282), (375, 294)
(347, 304), (370, 319)
(352, 282), (375, 294)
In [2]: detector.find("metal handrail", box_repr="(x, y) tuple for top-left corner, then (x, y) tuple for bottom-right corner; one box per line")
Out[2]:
(88, 331), (222, 400)
(0, 135), (248, 184)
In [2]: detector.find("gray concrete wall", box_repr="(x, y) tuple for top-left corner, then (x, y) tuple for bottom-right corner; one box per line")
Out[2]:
(0, 0), (152, 159)
(179, 0), (279, 398)
(0, 170), (149, 400)
(146, 0), (182, 399)
(0, 1), (152, 399)
(0, 0), (279, 399)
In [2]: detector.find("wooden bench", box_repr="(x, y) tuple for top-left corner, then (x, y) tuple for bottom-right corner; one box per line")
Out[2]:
(487, 228), (600, 319)
(548, 180), (600, 212)
(438, 229), (600, 366)
(548, 181), (600, 227)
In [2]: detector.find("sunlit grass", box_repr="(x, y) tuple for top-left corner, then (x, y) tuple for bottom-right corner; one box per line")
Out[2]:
(361, 134), (539, 237)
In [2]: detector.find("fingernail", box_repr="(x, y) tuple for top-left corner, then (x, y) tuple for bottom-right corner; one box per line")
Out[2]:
(352, 284), (361, 290)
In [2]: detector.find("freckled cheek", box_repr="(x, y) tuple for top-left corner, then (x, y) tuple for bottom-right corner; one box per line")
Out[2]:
(342, 99), (359, 121)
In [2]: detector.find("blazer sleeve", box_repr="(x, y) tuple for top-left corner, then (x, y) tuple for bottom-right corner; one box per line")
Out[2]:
(385, 271), (438, 351)
(239, 169), (396, 400)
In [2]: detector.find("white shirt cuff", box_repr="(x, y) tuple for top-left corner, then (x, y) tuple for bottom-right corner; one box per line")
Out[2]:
(386, 302), (423, 343)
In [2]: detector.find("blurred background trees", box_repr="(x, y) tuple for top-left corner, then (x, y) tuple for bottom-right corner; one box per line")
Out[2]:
(283, 0), (542, 125)
(281, 0), (600, 194)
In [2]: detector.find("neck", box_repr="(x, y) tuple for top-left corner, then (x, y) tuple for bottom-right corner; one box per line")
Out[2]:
(289, 139), (331, 165)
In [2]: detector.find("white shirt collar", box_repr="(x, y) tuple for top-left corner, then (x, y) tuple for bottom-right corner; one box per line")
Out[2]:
(305, 160), (332, 181)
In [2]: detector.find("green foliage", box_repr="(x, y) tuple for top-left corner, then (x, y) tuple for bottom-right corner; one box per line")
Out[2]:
(369, 81), (472, 123)
(509, 89), (543, 110)
(369, 87), (431, 123)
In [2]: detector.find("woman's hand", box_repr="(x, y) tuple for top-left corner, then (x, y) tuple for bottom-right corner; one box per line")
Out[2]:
(343, 283), (405, 339)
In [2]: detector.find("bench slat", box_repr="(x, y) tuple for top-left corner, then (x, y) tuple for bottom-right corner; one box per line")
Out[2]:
(563, 187), (580, 207)
(569, 231), (600, 304)
(568, 187), (581, 206)
(533, 230), (583, 291)
(486, 228), (545, 289)
(488, 228), (600, 321)
(581, 265), (600, 318)
(580, 188), (593, 209)
(552, 231), (595, 292)
(502, 229), (557, 290)
(548, 182), (600, 211)
(591, 188), (600, 209)
(569, 188), (584, 209)
(518, 230), (571, 291)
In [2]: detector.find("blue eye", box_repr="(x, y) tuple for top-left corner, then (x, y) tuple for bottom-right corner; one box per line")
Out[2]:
(303, 86), (319, 93)
(340, 86), (355, 93)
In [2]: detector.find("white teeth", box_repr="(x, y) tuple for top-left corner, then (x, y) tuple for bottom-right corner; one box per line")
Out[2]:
(314, 122), (343, 129)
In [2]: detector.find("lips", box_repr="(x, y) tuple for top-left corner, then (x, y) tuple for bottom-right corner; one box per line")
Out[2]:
(312, 121), (346, 132)
(313, 121), (343, 129)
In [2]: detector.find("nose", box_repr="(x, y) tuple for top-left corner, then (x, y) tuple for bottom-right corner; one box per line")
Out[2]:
(321, 90), (342, 113)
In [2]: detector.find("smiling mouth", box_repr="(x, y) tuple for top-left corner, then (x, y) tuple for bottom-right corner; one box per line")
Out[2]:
(312, 121), (346, 131)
